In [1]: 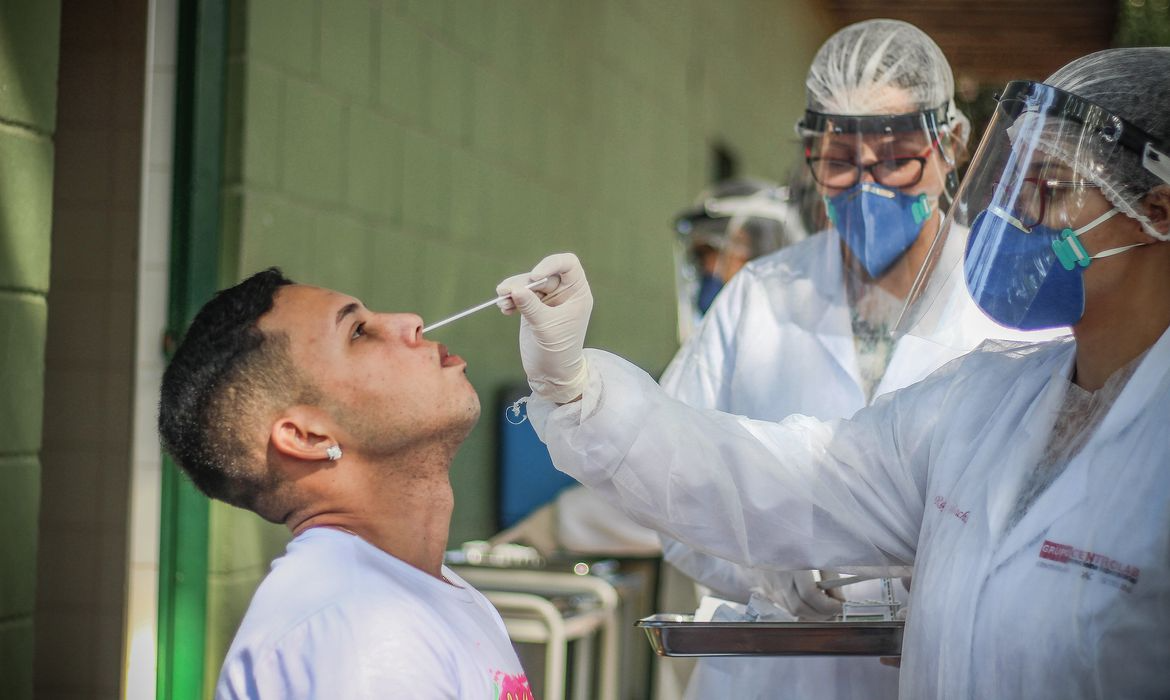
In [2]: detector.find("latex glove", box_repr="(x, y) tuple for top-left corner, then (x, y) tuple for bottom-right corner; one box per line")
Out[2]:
(755, 569), (843, 622)
(496, 253), (593, 404)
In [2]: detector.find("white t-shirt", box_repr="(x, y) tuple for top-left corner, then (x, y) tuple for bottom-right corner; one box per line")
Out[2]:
(216, 528), (532, 699)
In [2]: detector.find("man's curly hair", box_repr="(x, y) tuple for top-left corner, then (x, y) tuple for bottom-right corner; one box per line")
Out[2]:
(158, 267), (316, 522)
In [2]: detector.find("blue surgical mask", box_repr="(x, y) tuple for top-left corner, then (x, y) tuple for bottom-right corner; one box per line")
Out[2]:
(696, 273), (722, 315)
(963, 206), (1143, 330)
(824, 183), (933, 278)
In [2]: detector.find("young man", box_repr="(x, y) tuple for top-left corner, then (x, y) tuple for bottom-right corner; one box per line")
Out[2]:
(159, 268), (532, 699)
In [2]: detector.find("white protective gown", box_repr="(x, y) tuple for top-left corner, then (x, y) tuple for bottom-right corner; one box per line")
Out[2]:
(659, 230), (983, 699)
(525, 326), (1170, 699)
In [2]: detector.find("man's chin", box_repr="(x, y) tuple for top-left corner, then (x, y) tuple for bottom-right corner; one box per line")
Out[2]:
(454, 398), (481, 437)
(460, 381), (481, 416)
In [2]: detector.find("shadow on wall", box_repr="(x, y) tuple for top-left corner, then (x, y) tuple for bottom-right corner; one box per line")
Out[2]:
(0, 1), (60, 131)
(0, 0), (57, 291)
(0, 2), (60, 700)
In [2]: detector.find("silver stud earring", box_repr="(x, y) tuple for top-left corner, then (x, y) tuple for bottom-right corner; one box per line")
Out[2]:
(325, 444), (343, 461)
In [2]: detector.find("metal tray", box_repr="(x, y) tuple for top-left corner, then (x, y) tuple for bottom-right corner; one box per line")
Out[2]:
(636, 614), (904, 657)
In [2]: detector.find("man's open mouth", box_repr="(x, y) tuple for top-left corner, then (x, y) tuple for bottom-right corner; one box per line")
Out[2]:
(438, 344), (464, 368)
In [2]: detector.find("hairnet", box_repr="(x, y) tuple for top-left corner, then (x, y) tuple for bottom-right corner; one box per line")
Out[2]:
(805, 19), (969, 146)
(1043, 48), (1170, 240)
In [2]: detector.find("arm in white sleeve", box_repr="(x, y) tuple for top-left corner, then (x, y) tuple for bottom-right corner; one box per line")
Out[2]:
(658, 278), (868, 606)
(658, 272), (762, 598)
(660, 537), (767, 602)
(527, 349), (944, 574)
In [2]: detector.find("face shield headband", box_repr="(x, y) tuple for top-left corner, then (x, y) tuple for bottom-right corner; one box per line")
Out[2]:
(796, 104), (951, 139)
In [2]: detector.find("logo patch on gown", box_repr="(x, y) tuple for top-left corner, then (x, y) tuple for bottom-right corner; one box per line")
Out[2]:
(1037, 539), (1140, 593)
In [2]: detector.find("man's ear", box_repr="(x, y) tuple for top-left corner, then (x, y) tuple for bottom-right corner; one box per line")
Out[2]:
(1140, 185), (1170, 237)
(270, 405), (337, 462)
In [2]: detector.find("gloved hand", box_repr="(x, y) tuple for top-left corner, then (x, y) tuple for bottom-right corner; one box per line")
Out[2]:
(496, 253), (593, 404)
(755, 569), (844, 622)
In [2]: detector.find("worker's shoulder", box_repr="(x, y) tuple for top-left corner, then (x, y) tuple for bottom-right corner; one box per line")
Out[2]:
(742, 229), (835, 281)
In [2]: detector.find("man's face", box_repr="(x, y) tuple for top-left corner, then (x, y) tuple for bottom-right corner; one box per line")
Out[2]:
(260, 285), (481, 458)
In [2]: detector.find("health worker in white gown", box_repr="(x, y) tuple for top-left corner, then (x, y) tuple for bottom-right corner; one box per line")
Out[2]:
(658, 19), (983, 700)
(497, 47), (1170, 699)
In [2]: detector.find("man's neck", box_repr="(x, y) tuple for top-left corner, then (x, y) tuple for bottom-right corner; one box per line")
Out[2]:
(288, 445), (457, 581)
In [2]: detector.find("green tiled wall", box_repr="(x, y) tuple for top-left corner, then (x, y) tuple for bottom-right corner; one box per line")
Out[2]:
(208, 0), (832, 681)
(0, 1), (62, 698)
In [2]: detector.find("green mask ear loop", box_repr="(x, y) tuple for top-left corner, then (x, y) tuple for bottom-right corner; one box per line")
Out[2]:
(1052, 229), (1092, 271)
(823, 196), (837, 226)
(1050, 208), (1148, 271)
(911, 194), (932, 225)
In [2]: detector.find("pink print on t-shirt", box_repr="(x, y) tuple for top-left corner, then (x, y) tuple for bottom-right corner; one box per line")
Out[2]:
(492, 670), (533, 700)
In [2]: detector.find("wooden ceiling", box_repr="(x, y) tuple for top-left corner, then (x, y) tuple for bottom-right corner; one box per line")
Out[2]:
(823, 0), (1120, 88)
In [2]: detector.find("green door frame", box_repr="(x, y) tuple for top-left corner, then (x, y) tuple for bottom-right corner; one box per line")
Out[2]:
(157, 0), (228, 698)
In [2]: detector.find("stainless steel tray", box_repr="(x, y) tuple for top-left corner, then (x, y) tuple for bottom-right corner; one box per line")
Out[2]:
(636, 614), (904, 657)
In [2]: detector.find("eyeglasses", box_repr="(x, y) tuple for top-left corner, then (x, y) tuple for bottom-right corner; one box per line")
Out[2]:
(996, 178), (1101, 232)
(806, 146), (934, 190)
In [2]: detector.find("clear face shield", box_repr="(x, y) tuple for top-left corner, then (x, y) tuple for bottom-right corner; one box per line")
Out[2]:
(673, 215), (732, 340)
(800, 105), (960, 286)
(674, 187), (806, 341)
(897, 81), (1170, 342)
